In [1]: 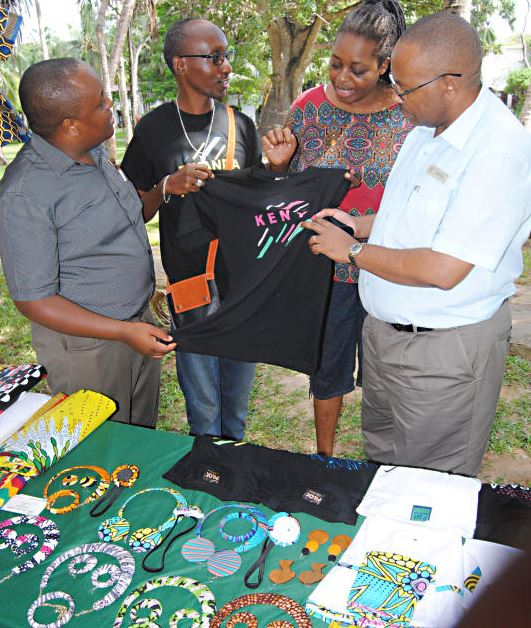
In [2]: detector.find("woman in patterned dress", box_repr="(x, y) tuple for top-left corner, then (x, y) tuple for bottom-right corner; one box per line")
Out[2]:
(263, 0), (413, 457)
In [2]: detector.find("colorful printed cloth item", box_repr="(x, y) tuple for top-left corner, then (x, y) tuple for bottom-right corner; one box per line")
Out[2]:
(0, 8), (22, 61)
(0, 92), (30, 146)
(0, 390), (115, 507)
(0, 365), (46, 414)
(347, 551), (436, 627)
(306, 517), (465, 628)
(0, 8), (30, 147)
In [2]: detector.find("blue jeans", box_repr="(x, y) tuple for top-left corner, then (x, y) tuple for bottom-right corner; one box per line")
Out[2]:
(175, 351), (256, 440)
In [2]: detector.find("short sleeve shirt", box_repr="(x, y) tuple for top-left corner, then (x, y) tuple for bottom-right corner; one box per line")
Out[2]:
(0, 135), (155, 320)
(121, 101), (262, 284)
(360, 86), (531, 328)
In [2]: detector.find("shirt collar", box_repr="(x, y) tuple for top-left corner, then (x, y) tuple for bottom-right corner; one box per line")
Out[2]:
(437, 83), (489, 150)
(30, 133), (104, 174)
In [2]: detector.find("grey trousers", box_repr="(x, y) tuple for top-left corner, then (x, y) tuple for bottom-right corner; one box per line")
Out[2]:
(361, 301), (511, 476)
(30, 308), (160, 427)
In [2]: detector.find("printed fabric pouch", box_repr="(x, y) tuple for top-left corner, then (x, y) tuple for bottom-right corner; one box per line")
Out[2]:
(166, 106), (235, 327)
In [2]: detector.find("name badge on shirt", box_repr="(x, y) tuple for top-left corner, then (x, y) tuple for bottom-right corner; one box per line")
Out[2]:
(426, 164), (449, 183)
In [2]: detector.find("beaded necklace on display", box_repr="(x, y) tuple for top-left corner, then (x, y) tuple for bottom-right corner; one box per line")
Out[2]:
(175, 98), (215, 162)
(210, 592), (312, 627)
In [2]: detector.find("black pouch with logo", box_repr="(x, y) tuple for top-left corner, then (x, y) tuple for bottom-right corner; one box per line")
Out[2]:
(163, 436), (267, 502)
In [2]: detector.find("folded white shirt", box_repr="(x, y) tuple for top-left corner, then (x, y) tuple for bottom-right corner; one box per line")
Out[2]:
(356, 465), (481, 538)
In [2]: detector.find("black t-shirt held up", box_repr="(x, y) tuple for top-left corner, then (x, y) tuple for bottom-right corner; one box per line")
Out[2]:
(173, 166), (350, 374)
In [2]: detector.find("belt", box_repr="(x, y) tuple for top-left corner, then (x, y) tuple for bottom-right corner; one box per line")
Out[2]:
(390, 323), (434, 333)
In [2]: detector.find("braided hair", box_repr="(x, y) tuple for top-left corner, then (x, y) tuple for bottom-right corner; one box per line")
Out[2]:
(337, 0), (406, 83)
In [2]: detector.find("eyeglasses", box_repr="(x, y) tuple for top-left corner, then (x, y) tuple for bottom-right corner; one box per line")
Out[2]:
(389, 72), (463, 99)
(177, 49), (235, 66)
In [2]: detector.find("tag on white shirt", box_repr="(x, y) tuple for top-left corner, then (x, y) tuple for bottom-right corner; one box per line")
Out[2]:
(2, 494), (47, 516)
(426, 164), (449, 183)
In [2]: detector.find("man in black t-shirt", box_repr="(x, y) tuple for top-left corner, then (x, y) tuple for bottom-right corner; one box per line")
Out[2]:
(122, 18), (261, 441)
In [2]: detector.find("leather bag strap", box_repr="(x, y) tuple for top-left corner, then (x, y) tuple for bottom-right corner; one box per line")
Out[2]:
(225, 105), (235, 171)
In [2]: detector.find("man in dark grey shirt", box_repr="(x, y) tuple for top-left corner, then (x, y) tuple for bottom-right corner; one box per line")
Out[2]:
(0, 58), (175, 426)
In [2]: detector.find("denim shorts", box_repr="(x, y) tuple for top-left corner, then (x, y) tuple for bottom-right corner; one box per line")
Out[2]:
(310, 282), (367, 400)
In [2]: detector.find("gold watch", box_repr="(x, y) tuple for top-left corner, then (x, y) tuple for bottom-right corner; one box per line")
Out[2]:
(348, 241), (364, 267)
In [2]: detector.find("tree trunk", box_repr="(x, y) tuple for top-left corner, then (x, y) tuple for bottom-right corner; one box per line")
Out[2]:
(34, 0), (49, 60)
(128, 27), (147, 124)
(520, 81), (531, 129)
(118, 55), (133, 142)
(443, 0), (472, 21)
(108, 0), (136, 82)
(0, 146), (7, 167)
(258, 15), (324, 135)
(96, 0), (117, 162)
(521, 0), (530, 69)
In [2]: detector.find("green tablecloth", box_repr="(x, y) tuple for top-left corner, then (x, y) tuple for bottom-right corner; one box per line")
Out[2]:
(0, 421), (362, 626)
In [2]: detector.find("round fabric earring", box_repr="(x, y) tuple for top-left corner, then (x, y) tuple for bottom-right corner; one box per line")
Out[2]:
(268, 512), (301, 547)
(89, 464), (140, 518)
(327, 534), (352, 561)
(181, 504), (268, 578)
(302, 529), (329, 555)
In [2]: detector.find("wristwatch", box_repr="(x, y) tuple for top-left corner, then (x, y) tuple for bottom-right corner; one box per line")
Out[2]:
(348, 241), (364, 267)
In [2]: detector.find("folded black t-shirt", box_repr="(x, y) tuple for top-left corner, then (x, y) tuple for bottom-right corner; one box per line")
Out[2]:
(163, 436), (379, 524)
(172, 166), (350, 374)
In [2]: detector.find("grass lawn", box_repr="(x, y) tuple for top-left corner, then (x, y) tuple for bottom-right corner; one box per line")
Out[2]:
(0, 133), (529, 484)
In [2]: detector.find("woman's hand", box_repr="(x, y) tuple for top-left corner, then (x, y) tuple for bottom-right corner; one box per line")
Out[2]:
(345, 167), (361, 188)
(262, 127), (297, 172)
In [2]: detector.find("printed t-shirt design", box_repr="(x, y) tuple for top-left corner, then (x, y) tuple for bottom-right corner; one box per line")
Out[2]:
(172, 166), (350, 374)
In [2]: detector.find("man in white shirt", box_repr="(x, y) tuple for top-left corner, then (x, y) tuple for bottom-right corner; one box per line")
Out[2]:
(302, 12), (531, 476)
